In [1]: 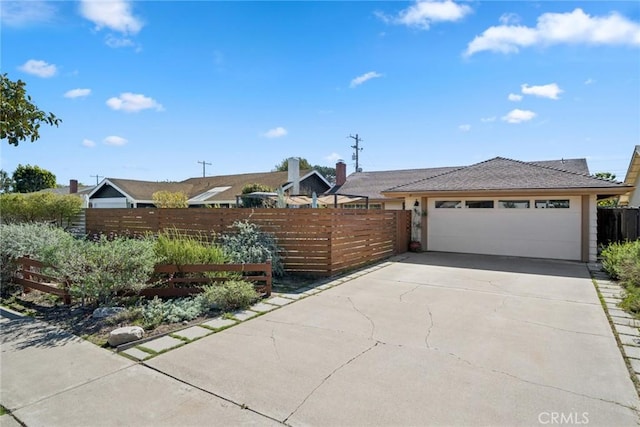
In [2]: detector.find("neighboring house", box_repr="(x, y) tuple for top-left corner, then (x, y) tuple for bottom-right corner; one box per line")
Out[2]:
(380, 157), (630, 262)
(88, 159), (331, 208)
(620, 145), (640, 207)
(37, 179), (94, 208)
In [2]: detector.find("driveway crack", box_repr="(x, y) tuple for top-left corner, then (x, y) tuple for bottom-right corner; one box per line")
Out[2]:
(283, 341), (379, 423)
(445, 351), (638, 412)
(506, 318), (610, 338)
(270, 328), (281, 361)
(425, 303), (434, 350)
(347, 297), (376, 340)
(399, 285), (420, 303)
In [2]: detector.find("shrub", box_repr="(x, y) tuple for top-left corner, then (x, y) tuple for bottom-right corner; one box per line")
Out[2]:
(140, 295), (209, 329)
(48, 235), (158, 305)
(219, 220), (284, 276)
(602, 240), (640, 286)
(154, 230), (227, 265)
(152, 191), (188, 208)
(0, 222), (76, 286)
(202, 279), (259, 312)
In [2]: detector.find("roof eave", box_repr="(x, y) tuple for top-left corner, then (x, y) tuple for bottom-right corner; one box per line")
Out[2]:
(382, 186), (634, 198)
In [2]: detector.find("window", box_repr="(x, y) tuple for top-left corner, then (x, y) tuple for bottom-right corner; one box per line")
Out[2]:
(465, 200), (494, 209)
(498, 200), (530, 209)
(435, 200), (461, 208)
(535, 199), (570, 209)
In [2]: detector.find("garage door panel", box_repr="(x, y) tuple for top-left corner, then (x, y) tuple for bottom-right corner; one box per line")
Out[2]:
(427, 197), (582, 260)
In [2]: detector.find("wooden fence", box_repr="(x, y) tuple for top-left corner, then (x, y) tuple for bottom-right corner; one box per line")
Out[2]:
(14, 256), (272, 304)
(598, 208), (640, 246)
(86, 208), (411, 276)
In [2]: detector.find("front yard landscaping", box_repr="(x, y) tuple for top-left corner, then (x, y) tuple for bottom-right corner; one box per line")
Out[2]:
(601, 240), (640, 316)
(0, 220), (312, 347)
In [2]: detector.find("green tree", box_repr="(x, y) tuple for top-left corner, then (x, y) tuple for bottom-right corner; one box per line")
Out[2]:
(152, 191), (189, 208)
(12, 164), (56, 193)
(241, 183), (274, 207)
(0, 169), (14, 193)
(1, 73), (61, 146)
(273, 157), (336, 183)
(273, 157), (313, 171)
(314, 165), (337, 184)
(595, 172), (616, 181)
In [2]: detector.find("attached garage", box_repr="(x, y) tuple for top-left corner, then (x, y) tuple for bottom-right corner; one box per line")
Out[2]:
(426, 196), (582, 260)
(382, 157), (632, 262)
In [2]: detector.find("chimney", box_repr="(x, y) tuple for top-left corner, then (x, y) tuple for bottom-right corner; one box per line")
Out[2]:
(336, 160), (347, 186)
(287, 157), (300, 195)
(69, 179), (78, 194)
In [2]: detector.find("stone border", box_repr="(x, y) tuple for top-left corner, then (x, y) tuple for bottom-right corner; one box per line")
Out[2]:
(588, 263), (640, 396)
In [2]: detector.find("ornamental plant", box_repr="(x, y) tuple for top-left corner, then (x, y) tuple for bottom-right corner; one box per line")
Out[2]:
(219, 220), (284, 276)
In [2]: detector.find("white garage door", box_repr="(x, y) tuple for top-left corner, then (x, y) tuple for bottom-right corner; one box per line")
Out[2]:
(427, 196), (582, 260)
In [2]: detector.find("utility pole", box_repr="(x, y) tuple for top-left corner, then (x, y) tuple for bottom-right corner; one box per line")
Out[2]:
(90, 174), (103, 185)
(197, 160), (212, 177)
(348, 133), (363, 172)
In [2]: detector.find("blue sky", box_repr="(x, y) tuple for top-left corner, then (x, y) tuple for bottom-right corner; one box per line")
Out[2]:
(2, 0), (639, 185)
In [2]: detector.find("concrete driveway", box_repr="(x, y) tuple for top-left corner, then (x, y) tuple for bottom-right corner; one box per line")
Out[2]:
(146, 252), (640, 426)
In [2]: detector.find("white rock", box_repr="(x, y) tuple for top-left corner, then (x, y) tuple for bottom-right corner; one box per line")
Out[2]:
(108, 326), (144, 347)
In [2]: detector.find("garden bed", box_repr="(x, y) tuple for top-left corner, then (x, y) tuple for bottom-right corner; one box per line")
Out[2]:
(2, 275), (317, 347)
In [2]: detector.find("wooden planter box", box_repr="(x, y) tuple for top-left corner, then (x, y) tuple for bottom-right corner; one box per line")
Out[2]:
(13, 257), (272, 305)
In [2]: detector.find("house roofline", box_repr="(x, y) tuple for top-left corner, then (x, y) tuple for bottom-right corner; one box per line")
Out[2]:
(383, 186), (633, 198)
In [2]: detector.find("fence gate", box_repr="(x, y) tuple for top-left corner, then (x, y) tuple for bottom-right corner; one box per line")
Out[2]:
(598, 208), (640, 246)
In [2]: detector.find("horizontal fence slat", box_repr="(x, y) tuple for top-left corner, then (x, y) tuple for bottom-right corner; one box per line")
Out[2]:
(86, 208), (411, 276)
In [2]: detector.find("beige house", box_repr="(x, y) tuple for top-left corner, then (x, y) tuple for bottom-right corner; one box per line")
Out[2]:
(382, 157), (630, 262)
(620, 145), (640, 207)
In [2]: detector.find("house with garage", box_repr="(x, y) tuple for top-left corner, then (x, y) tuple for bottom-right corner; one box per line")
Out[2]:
(619, 145), (640, 207)
(88, 158), (331, 208)
(380, 157), (631, 262)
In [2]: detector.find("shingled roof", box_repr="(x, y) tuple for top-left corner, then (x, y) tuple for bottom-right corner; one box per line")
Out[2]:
(385, 157), (628, 193)
(97, 169), (318, 203)
(330, 158), (593, 200)
(328, 167), (460, 200)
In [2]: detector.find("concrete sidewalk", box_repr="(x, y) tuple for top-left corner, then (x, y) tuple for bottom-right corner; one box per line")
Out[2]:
(0, 308), (277, 426)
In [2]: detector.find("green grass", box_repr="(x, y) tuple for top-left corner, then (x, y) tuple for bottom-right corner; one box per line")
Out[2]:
(0, 405), (7, 416)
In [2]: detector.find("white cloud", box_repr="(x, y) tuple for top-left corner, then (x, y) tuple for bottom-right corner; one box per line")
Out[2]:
(262, 127), (288, 139)
(499, 13), (520, 26)
(325, 152), (342, 163)
(480, 116), (497, 123)
(521, 83), (563, 100)
(508, 93), (523, 102)
(465, 8), (640, 56)
(584, 78), (596, 85)
(82, 139), (96, 148)
(64, 88), (91, 99)
(105, 34), (136, 48)
(0, 1), (56, 27)
(502, 109), (536, 124)
(380, 0), (472, 30)
(458, 124), (471, 132)
(18, 59), (57, 78)
(106, 93), (163, 112)
(79, 0), (143, 34)
(350, 71), (383, 88)
(104, 136), (128, 146)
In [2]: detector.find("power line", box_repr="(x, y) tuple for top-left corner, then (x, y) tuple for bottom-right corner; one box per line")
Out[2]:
(348, 133), (363, 172)
(197, 160), (212, 177)
(90, 174), (103, 186)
